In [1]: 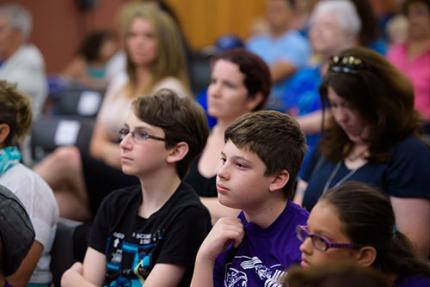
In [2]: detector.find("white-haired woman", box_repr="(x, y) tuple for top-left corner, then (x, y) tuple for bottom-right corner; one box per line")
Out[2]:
(280, 0), (362, 194)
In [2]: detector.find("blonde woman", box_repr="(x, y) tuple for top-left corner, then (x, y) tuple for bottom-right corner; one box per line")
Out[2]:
(34, 3), (190, 221)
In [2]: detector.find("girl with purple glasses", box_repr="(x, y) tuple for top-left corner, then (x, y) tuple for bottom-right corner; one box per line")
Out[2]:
(296, 181), (430, 287)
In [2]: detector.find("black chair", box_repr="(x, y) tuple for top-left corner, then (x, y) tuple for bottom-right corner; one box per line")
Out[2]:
(31, 116), (95, 163)
(189, 52), (211, 95)
(50, 218), (82, 287)
(50, 88), (104, 118)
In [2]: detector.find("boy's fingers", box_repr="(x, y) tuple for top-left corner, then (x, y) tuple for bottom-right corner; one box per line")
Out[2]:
(71, 262), (84, 272)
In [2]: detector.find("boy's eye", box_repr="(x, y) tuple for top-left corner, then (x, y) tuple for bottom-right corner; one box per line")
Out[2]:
(235, 162), (248, 169)
(135, 130), (149, 140)
(119, 128), (130, 138)
(220, 157), (226, 164)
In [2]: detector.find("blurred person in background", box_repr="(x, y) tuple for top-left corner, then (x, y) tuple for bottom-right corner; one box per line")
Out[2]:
(280, 0), (361, 175)
(349, 0), (388, 54)
(60, 30), (118, 90)
(0, 3), (47, 120)
(388, 0), (430, 128)
(247, 0), (311, 112)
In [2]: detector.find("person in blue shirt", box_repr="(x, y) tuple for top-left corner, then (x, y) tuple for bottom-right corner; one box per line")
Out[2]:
(247, 0), (311, 111)
(282, 0), (361, 174)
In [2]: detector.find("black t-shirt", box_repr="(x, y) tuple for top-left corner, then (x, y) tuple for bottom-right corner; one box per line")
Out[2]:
(184, 156), (217, 197)
(89, 182), (212, 287)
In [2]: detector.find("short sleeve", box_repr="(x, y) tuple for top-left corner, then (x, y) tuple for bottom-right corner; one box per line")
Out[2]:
(279, 34), (311, 68)
(384, 138), (430, 199)
(156, 207), (210, 267)
(0, 165), (58, 248)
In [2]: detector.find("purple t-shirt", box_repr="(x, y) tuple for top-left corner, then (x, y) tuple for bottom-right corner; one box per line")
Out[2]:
(213, 200), (309, 287)
(396, 275), (430, 287)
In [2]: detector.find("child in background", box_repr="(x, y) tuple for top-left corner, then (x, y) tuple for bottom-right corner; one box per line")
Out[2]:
(61, 89), (212, 287)
(191, 111), (309, 287)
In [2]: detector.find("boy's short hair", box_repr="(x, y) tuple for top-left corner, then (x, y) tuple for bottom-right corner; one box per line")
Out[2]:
(225, 111), (306, 198)
(132, 89), (209, 178)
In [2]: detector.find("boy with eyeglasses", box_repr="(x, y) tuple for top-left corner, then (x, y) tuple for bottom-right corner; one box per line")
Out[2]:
(61, 89), (212, 287)
(190, 111), (309, 287)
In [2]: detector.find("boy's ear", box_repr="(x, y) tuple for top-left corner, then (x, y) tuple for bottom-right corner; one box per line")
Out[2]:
(268, 169), (290, 192)
(166, 142), (189, 163)
(355, 246), (377, 267)
(246, 92), (264, 112)
(0, 123), (11, 146)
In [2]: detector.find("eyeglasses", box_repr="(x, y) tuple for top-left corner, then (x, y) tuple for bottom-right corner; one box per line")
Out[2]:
(118, 127), (165, 143)
(296, 225), (358, 252)
(329, 55), (367, 74)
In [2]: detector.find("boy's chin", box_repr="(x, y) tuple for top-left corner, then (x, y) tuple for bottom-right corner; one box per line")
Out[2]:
(217, 196), (240, 210)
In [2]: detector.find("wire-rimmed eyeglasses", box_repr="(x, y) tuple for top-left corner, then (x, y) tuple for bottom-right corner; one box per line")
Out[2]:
(118, 127), (165, 143)
(296, 225), (359, 252)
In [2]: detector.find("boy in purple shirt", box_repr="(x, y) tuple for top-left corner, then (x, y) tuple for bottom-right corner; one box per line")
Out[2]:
(191, 111), (309, 287)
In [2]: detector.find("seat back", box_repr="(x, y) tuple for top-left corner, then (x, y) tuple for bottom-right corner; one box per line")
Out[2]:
(51, 88), (104, 118)
(189, 52), (211, 95)
(50, 218), (82, 287)
(31, 116), (95, 162)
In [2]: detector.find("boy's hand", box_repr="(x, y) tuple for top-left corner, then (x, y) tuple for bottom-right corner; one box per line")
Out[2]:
(191, 218), (244, 287)
(61, 262), (84, 287)
(61, 262), (97, 287)
(197, 217), (245, 263)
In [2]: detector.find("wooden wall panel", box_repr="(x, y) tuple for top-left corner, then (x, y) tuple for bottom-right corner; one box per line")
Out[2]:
(167, 0), (266, 49)
(3, 0), (265, 73)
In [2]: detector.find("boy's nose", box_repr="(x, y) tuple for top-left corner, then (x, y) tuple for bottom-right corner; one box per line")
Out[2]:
(119, 133), (133, 149)
(217, 163), (229, 180)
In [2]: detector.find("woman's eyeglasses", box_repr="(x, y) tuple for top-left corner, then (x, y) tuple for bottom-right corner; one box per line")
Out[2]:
(329, 55), (368, 74)
(118, 127), (165, 143)
(296, 225), (359, 252)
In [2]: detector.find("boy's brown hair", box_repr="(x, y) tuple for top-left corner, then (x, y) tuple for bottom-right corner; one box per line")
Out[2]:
(224, 110), (306, 198)
(132, 89), (209, 178)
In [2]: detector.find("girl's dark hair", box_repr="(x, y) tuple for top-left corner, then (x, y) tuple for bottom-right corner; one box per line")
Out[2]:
(213, 49), (271, 111)
(321, 182), (430, 277)
(78, 30), (116, 62)
(319, 47), (421, 161)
